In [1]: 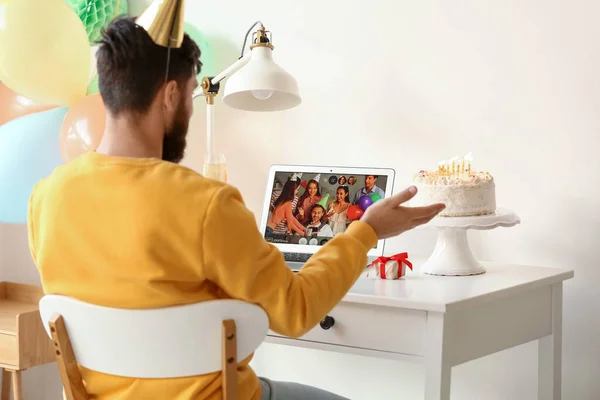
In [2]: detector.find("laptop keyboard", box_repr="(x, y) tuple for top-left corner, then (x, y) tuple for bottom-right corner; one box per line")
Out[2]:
(284, 252), (312, 263)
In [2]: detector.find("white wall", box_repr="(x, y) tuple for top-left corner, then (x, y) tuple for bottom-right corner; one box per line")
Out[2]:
(0, 0), (598, 398)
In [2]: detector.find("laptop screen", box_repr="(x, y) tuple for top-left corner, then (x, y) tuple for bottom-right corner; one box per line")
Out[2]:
(264, 170), (390, 248)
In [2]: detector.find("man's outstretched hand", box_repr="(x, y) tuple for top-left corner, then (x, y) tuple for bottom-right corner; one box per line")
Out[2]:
(361, 186), (445, 239)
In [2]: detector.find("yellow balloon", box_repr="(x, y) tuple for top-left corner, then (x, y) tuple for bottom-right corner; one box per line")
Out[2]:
(0, 0), (90, 106)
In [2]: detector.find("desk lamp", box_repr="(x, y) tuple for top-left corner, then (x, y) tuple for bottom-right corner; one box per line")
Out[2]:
(137, 0), (301, 182)
(195, 21), (301, 181)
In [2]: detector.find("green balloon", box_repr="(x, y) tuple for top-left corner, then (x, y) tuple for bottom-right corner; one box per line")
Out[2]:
(66, 0), (129, 43)
(87, 73), (99, 95)
(370, 193), (382, 203)
(183, 22), (215, 77)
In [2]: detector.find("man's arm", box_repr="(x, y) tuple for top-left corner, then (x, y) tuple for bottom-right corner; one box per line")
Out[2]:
(201, 185), (377, 338)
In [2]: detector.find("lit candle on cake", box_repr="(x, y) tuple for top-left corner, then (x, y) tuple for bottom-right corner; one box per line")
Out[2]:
(464, 152), (473, 174)
(449, 156), (459, 176)
(437, 160), (445, 175)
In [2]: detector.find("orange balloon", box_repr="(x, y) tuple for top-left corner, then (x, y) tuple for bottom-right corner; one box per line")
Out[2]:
(0, 81), (58, 126)
(59, 94), (106, 162)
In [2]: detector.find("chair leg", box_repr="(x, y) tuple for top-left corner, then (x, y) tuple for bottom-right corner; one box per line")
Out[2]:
(49, 313), (89, 400)
(1, 369), (10, 400)
(10, 370), (22, 400)
(222, 320), (238, 400)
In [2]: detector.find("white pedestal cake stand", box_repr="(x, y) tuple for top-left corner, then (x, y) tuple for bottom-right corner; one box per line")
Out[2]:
(421, 207), (520, 276)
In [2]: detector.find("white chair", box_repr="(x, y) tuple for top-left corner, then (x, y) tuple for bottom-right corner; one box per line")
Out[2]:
(39, 295), (269, 400)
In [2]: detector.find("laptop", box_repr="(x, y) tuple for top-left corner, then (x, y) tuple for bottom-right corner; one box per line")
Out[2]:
(259, 165), (395, 270)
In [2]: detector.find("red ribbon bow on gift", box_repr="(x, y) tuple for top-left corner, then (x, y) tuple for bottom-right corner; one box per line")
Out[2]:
(373, 252), (413, 279)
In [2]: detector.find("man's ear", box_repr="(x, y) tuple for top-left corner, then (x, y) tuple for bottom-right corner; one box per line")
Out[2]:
(163, 80), (179, 113)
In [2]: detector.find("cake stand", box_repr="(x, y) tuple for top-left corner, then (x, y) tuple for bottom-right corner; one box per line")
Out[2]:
(420, 208), (520, 276)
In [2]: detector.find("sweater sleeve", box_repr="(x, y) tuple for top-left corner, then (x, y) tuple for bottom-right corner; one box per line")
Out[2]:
(202, 185), (378, 338)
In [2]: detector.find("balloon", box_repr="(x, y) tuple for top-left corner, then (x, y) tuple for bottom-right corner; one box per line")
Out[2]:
(370, 193), (382, 203)
(347, 205), (364, 221)
(0, 82), (58, 126)
(183, 22), (216, 77)
(0, 108), (67, 224)
(87, 74), (100, 95)
(0, 0), (90, 106)
(87, 46), (100, 95)
(358, 195), (373, 211)
(60, 94), (106, 163)
(127, 0), (153, 17)
(65, 0), (128, 42)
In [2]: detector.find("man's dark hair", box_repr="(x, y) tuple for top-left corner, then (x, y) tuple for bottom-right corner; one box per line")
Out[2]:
(96, 17), (202, 115)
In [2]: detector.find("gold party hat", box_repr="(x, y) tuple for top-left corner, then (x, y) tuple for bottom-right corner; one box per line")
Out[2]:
(136, 0), (185, 48)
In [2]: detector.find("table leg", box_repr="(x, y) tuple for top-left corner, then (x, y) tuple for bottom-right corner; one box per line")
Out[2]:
(1, 369), (9, 400)
(10, 370), (22, 400)
(538, 283), (563, 400)
(425, 312), (451, 400)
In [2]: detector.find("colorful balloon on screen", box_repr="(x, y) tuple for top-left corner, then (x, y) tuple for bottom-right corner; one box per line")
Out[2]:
(370, 193), (382, 203)
(347, 204), (364, 221)
(358, 195), (373, 211)
(0, 108), (67, 224)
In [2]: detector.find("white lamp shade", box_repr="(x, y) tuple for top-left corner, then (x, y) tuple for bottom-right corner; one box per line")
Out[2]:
(222, 47), (301, 112)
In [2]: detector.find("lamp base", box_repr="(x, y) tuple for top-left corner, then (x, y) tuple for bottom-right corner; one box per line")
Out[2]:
(202, 161), (227, 183)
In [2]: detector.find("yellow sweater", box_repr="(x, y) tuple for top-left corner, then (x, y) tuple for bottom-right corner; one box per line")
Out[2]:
(27, 152), (378, 400)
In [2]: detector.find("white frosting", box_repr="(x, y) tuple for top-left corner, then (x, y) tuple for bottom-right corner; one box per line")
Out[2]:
(413, 170), (496, 217)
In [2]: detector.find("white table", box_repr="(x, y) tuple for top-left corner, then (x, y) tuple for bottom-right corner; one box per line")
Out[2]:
(266, 262), (573, 399)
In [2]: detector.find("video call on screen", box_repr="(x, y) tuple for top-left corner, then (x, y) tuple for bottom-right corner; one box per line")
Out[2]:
(265, 172), (388, 247)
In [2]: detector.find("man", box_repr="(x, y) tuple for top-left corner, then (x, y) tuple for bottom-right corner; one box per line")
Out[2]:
(305, 204), (334, 238)
(353, 175), (385, 204)
(27, 17), (444, 400)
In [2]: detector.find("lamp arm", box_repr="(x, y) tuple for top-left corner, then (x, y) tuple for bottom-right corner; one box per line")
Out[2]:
(210, 51), (251, 86)
(194, 52), (252, 101)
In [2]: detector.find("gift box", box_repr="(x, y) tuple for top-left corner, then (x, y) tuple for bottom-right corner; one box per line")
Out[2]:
(366, 252), (413, 280)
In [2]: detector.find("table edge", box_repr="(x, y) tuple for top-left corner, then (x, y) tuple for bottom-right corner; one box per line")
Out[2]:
(341, 268), (574, 313)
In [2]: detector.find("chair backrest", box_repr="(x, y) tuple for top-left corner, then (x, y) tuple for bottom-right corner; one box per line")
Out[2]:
(39, 295), (269, 379)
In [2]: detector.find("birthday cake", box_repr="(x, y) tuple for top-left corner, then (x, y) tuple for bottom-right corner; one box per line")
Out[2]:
(413, 153), (496, 217)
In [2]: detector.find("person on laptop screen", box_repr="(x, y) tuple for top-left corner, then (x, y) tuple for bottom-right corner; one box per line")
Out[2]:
(353, 175), (385, 204)
(305, 197), (334, 239)
(26, 17), (445, 400)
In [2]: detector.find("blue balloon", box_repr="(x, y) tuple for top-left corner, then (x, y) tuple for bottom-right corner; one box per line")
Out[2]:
(0, 108), (67, 224)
